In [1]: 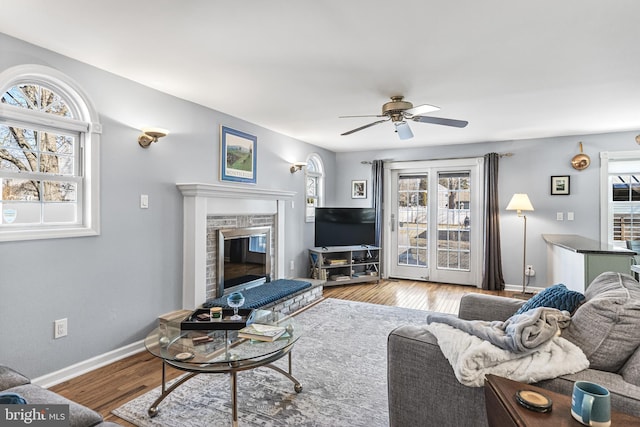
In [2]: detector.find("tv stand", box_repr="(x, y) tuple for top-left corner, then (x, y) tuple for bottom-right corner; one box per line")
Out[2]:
(309, 245), (380, 286)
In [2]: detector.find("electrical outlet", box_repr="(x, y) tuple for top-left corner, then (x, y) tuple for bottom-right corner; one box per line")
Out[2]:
(54, 318), (67, 339)
(525, 265), (536, 277)
(289, 260), (295, 270)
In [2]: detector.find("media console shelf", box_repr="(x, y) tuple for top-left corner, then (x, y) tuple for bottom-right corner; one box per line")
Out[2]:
(309, 245), (380, 286)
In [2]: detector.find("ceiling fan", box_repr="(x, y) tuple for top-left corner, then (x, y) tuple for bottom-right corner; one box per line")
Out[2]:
(340, 96), (468, 140)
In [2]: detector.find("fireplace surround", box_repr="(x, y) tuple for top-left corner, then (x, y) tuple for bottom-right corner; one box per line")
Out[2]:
(177, 183), (295, 309)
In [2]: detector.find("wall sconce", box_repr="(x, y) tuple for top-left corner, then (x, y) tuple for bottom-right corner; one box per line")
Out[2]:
(290, 162), (307, 173)
(138, 128), (169, 148)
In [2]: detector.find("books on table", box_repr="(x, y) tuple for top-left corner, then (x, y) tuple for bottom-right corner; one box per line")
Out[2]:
(238, 323), (286, 342)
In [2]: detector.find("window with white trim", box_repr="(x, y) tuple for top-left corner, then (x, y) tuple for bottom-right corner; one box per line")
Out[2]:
(305, 153), (324, 222)
(0, 65), (100, 241)
(601, 151), (640, 247)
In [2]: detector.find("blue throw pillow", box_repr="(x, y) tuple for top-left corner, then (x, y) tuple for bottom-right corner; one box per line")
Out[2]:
(515, 284), (585, 315)
(0, 392), (27, 404)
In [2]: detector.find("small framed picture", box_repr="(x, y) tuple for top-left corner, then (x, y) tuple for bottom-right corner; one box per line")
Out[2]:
(220, 125), (257, 184)
(551, 175), (570, 195)
(351, 180), (367, 199)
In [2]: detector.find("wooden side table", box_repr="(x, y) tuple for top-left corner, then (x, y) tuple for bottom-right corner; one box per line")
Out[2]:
(484, 374), (640, 427)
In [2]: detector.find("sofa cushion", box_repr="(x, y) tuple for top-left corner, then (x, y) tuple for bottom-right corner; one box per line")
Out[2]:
(0, 365), (30, 391)
(562, 272), (640, 372)
(5, 384), (103, 427)
(514, 284), (585, 315)
(620, 345), (640, 387)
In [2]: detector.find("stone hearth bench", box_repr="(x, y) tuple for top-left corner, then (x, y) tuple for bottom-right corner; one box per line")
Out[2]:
(202, 278), (324, 315)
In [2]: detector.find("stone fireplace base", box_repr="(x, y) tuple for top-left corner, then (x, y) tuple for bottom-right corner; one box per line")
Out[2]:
(203, 278), (325, 315)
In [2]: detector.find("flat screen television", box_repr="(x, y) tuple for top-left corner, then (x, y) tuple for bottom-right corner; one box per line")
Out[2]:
(314, 207), (377, 247)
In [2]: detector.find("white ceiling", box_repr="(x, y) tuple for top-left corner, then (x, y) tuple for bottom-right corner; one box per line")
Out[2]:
(2, 1), (640, 152)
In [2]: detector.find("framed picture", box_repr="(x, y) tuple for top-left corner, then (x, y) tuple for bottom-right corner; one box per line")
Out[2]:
(220, 125), (257, 184)
(550, 175), (570, 195)
(351, 180), (367, 199)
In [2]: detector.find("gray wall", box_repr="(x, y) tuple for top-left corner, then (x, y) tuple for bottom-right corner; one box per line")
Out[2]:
(336, 131), (640, 287)
(2, 31), (638, 378)
(0, 33), (335, 377)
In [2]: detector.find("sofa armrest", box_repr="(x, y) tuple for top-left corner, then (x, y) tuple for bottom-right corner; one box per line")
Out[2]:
(388, 325), (489, 427)
(458, 293), (525, 322)
(0, 365), (30, 391)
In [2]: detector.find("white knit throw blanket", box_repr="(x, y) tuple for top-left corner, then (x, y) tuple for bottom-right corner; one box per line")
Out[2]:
(426, 322), (589, 387)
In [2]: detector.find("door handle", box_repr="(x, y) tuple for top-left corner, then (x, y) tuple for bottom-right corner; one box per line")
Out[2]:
(391, 213), (396, 232)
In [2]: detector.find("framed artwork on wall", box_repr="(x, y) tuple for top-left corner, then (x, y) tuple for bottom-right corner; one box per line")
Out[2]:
(220, 125), (257, 184)
(352, 180), (367, 199)
(550, 175), (570, 195)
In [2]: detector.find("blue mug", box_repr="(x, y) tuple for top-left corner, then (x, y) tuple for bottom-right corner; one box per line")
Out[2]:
(571, 381), (611, 427)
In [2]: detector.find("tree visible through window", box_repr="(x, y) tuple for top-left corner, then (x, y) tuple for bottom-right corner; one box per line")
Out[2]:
(0, 64), (100, 241)
(1, 84), (80, 225)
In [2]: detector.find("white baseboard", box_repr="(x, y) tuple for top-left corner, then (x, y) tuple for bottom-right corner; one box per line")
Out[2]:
(504, 283), (544, 294)
(32, 340), (145, 388)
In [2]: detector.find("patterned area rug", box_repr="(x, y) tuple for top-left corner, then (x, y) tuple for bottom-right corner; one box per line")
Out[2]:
(112, 298), (428, 426)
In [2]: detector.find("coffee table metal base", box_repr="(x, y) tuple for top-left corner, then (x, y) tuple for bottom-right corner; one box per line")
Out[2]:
(148, 349), (302, 427)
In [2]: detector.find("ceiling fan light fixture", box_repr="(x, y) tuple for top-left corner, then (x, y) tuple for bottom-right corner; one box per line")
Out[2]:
(339, 96), (467, 138)
(394, 121), (413, 140)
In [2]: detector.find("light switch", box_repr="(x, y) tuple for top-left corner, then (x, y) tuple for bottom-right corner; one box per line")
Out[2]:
(567, 212), (574, 221)
(140, 194), (149, 209)
(556, 212), (564, 221)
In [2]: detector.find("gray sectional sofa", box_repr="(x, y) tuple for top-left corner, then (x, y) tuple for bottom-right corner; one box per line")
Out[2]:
(387, 272), (640, 427)
(0, 365), (121, 427)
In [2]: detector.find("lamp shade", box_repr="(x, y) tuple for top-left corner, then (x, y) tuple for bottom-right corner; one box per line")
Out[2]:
(506, 194), (534, 212)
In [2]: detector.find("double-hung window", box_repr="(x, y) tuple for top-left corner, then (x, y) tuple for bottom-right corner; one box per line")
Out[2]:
(0, 65), (100, 241)
(305, 154), (324, 222)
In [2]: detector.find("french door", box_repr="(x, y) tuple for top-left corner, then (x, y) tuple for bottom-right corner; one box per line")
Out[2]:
(383, 159), (483, 286)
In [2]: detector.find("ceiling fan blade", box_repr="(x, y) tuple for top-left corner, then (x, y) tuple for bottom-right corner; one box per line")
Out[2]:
(394, 122), (414, 140)
(404, 103), (440, 116)
(339, 114), (386, 119)
(341, 119), (389, 136)
(412, 115), (469, 128)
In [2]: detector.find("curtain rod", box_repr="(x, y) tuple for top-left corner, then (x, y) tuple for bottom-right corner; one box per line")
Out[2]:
(361, 152), (514, 164)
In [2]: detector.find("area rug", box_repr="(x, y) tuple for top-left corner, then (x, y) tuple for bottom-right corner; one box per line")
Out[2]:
(112, 298), (429, 426)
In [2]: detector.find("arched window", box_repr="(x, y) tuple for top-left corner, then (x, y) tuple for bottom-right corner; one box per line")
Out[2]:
(305, 153), (324, 222)
(0, 65), (101, 241)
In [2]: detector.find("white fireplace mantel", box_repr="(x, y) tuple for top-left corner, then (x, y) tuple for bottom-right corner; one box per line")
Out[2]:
(177, 183), (295, 309)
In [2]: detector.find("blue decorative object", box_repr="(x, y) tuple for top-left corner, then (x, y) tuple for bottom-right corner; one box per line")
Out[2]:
(0, 392), (27, 404)
(203, 279), (312, 309)
(515, 283), (585, 315)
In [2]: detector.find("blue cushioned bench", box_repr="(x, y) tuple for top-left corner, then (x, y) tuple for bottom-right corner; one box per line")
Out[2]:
(202, 279), (313, 309)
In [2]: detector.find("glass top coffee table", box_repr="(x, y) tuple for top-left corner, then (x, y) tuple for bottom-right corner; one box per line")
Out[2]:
(144, 309), (302, 427)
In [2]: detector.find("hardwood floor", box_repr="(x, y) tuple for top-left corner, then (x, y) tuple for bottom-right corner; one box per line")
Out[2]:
(49, 279), (516, 425)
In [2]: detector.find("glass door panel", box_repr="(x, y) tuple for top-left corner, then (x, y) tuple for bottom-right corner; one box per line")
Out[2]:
(393, 173), (429, 278)
(437, 171), (471, 272)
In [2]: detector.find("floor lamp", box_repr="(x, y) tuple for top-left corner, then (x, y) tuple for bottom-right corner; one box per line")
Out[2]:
(506, 194), (534, 296)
